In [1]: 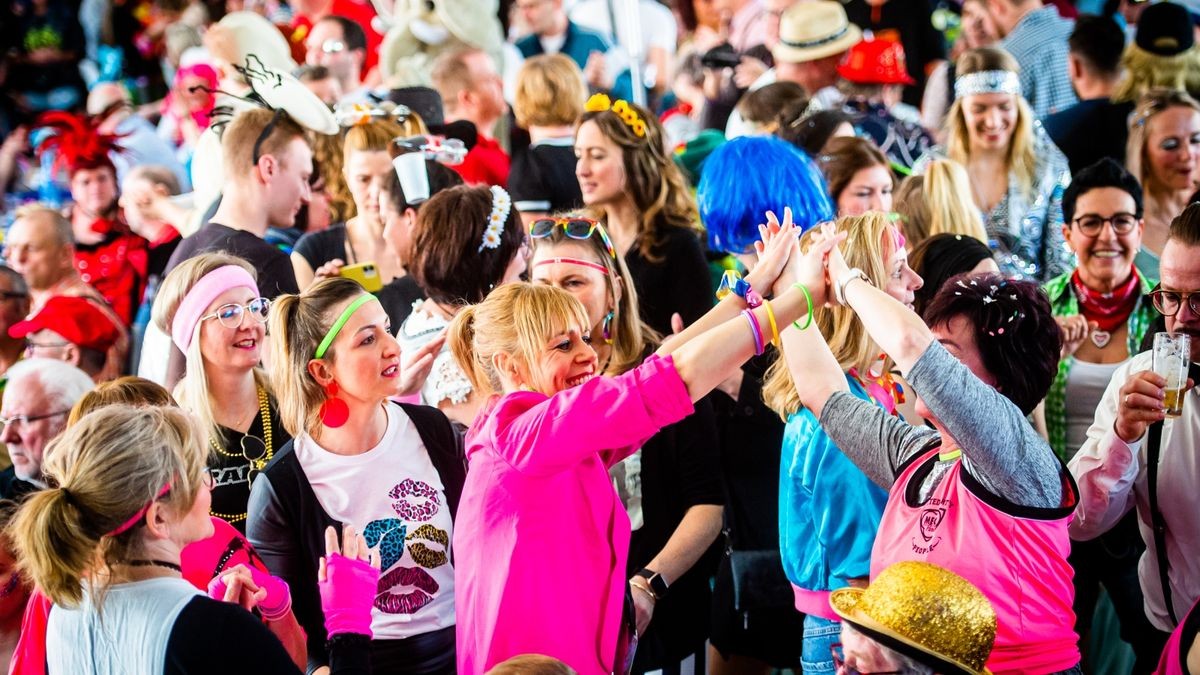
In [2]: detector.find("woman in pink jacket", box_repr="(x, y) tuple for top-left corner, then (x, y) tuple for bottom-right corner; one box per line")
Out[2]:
(447, 214), (837, 674)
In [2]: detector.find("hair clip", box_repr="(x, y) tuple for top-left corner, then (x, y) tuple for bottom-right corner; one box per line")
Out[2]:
(334, 101), (412, 128)
(585, 93), (647, 137)
(394, 134), (467, 166)
(479, 186), (512, 252)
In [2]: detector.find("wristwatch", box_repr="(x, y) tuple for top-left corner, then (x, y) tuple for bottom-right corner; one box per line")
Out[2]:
(835, 267), (871, 305)
(635, 568), (670, 600)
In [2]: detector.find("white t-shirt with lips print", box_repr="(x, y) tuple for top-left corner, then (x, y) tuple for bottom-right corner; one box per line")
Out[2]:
(294, 402), (455, 637)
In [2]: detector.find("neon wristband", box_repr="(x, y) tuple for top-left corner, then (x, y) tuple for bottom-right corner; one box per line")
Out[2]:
(763, 299), (781, 347)
(742, 310), (764, 356)
(315, 294), (378, 359)
(791, 283), (814, 330)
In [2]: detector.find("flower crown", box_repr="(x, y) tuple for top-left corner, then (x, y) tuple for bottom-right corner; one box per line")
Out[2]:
(479, 186), (512, 252)
(585, 93), (647, 138)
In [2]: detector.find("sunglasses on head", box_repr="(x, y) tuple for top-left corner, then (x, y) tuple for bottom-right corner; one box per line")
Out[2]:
(529, 217), (617, 260)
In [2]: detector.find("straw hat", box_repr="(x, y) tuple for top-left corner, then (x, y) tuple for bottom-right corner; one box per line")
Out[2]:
(773, 1), (862, 65)
(829, 561), (997, 675)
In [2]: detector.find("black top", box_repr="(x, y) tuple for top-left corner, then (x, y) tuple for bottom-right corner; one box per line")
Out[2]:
(164, 596), (369, 674)
(1042, 98), (1136, 175)
(209, 400), (292, 534)
(843, 0), (946, 106)
(0, 467), (37, 501)
(623, 225), (712, 336)
(147, 234), (182, 283)
(377, 275), (426, 329)
(293, 223), (352, 272)
(507, 139), (584, 215)
(626, 396), (725, 669)
(165, 223), (299, 299)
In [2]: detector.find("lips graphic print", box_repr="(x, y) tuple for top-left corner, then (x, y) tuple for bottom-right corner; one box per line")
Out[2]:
(374, 565), (439, 614)
(389, 478), (440, 521)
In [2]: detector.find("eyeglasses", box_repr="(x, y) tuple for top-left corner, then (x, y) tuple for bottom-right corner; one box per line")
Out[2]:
(529, 217), (617, 260)
(201, 297), (271, 329)
(1072, 213), (1138, 237)
(0, 410), (69, 428)
(320, 39), (346, 54)
(252, 108), (285, 165)
(1151, 287), (1200, 317)
(24, 340), (70, 353)
(831, 644), (904, 675)
(0, 291), (27, 301)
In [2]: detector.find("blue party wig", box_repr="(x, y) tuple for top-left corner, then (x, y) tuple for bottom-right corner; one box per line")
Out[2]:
(698, 135), (833, 254)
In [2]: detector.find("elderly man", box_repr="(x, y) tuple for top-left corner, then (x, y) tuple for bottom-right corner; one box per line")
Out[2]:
(9, 296), (122, 382)
(0, 359), (93, 499)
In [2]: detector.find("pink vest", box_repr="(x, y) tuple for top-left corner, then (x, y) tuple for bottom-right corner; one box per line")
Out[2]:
(872, 448), (1080, 674)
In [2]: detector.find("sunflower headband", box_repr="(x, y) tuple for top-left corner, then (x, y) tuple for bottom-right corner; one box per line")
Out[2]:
(585, 93), (647, 138)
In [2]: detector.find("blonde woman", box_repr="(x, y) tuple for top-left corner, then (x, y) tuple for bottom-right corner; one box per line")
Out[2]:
(1125, 88), (1200, 275)
(510, 54), (588, 222)
(292, 116), (407, 290)
(892, 158), (989, 249)
(153, 253), (292, 533)
(915, 47), (1072, 282)
(1112, 2), (1200, 105)
(761, 212), (922, 674)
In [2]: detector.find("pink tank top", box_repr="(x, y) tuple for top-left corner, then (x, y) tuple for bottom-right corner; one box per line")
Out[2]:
(1156, 599), (1199, 674)
(871, 448), (1080, 674)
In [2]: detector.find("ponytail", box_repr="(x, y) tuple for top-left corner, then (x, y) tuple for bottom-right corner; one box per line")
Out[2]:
(447, 305), (493, 396)
(9, 487), (100, 607)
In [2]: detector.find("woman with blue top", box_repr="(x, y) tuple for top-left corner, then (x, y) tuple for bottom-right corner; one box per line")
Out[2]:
(761, 211), (923, 674)
(914, 47), (1072, 282)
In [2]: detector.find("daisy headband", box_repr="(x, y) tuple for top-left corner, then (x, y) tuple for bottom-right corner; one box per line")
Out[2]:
(954, 70), (1021, 99)
(585, 93), (647, 138)
(479, 186), (512, 252)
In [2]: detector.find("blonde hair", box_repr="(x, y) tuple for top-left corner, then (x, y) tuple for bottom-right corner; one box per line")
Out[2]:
(1113, 44), (1200, 104)
(1126, 88), (1200, 194)
(487, 655), (578, 675)
(8, 405), (207, 607)
(152, 253), (269, 449)
(67, 377), (175, 427)
(514, 54), (588, 128)
(332, 118), (406, 221)
(894, 159), (989, 248)
(267, 278), (369, 440)
(310, 129), (353, 223)
(762, 212), (897, 418)
(945, 48), (1037, 200)
(221, 108), (307, 177)
(448, 283), (591, 396)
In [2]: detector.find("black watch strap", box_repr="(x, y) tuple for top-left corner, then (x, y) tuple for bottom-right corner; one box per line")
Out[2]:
(636, 568), (669, 598)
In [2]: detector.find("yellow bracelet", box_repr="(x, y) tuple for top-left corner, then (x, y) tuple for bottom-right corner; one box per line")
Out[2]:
(763, 299), (781, 347)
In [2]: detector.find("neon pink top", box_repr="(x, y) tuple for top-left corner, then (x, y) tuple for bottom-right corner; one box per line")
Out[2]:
(871, 448), (1080, 674)
(1156, 599), (1199, 674)
(453, 354), (694, 675)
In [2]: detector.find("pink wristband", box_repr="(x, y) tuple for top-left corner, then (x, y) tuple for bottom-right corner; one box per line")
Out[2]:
(320, 553), (380, 638)
(207, 567), (292, 621)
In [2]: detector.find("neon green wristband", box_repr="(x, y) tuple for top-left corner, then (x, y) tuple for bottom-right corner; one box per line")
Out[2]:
(791, 283), (814, 330)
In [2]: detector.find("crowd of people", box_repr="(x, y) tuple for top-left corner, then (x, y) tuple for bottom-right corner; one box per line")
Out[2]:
(7, 0), (1200, 674)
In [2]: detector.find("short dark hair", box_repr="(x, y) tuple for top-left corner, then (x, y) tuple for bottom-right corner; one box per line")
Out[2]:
(1062, 157), (1144, 224)
(910, 234), (994, 318)
(320, 15), (366, 53)
(922, 272), (1061, 415)
(738, 81), (808, 126)
(295, 64), (334, 82)
(1069, 14), (1125, 77)
(1169, 201), (1200, 247)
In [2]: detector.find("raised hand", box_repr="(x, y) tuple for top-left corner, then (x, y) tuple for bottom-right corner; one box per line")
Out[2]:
(1055, 315), (1096, 359)
(745, 207), (801, 295)
(398, 334), (445, 397)
(318, 525), (381, 638)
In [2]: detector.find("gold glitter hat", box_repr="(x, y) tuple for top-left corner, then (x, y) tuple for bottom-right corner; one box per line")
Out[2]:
(829, 561), (997, 675)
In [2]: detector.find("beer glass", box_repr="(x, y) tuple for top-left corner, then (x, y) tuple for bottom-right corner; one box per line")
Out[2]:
(1153, 332), (1191, 418)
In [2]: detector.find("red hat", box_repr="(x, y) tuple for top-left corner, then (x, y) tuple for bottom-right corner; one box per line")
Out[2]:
(9, 296), (122, 352)
(837, 38), (915, 86)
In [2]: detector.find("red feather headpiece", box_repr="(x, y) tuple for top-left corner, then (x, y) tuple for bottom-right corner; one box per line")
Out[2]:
(35, 111), (124, 176)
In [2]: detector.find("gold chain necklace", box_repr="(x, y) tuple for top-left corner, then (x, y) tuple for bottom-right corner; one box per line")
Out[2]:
(209, 386), (273, 524)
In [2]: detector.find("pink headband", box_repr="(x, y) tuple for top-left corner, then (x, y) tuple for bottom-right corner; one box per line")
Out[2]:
(107, 483), (171, 537)
(171, 265), (259, 352)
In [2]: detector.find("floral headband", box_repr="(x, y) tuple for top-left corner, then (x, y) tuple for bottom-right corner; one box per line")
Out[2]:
(479, 186), (512, 252)
(334, 101), (412, 128)
(585, 93), (647, 138)
(953, 70), (1021, 99)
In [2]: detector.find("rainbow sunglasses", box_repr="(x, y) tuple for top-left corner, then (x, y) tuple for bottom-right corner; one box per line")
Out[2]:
(529, 217), (617, 261)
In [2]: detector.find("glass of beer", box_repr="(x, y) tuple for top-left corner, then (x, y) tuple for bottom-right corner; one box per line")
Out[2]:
(1153, 332), (1191, 418)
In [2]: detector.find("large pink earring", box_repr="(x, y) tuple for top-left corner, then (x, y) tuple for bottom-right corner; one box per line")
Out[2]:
(319, 381), (350, 428)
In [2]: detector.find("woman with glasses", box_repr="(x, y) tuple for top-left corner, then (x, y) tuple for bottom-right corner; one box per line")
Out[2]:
(529, 215), (725, 674)
(1039, 158), (1164, 671)
(396, 184), (528, 428)
(914, 47), (1071, 282)
(153, 253), (291, 533)
(1125, 89), (1200, 277)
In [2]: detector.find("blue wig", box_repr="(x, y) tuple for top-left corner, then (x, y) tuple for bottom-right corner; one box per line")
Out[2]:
(698, 135), (833, 254)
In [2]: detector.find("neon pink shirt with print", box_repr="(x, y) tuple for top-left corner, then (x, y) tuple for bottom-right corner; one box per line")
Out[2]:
(453, 354), (694, 675)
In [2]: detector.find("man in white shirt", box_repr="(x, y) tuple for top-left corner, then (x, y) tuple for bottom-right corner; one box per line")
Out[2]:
(1070, 202), (1200, 638)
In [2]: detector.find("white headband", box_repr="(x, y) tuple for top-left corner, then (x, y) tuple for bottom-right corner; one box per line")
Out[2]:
(954, 70), (1021, 99)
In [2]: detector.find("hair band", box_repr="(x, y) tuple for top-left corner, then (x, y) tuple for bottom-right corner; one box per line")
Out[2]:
(171, 266), (259, 353)
(953, 70), (1021, 99)
(314, 294), (379, 359)
(392, 153), (431, 205)
(479, 186), (512, 252)
(585, 93), (647, 138)
(534, 257), (610, 274)
(107, 483), (172, 537)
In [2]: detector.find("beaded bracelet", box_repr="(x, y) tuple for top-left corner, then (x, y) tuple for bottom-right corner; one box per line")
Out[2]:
(742, 309), (764, 356)
(791, 283), (814, 330)
(763, 299), (781, 347)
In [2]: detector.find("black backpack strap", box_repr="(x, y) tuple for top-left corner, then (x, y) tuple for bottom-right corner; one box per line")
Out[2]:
(1146, 419), (1178, 625)
(397, 402), (467, 519)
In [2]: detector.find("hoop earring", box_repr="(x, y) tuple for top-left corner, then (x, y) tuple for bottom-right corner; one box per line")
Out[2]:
(602, 311), (615, 345)
(318, 381), (350, 428)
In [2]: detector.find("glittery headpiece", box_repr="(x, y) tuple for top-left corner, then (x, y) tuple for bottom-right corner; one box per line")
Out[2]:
(830, 561), (997, 675)
(585, 93), (647, 138)
(953, 70), (1021, 99)
(479, 186), (512, 252)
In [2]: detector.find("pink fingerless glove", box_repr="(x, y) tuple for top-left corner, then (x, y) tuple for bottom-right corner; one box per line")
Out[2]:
(320, 553), (380, 638)
(206, 568), (293, 621)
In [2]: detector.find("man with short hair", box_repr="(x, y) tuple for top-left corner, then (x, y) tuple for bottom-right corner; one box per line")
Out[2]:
(5, 205), (103, 313)
(987, 0), (1077, 116)
(296, 64), (344, 105)
(304, 15), (367, 99)
(0, 358), (93, 499)
(513, 0), (614, 92)
(290, 0), (384, 78)
(432, 48), (511, 186)
(1043, 14), (1132, 175)
(9, 296), (121, 382)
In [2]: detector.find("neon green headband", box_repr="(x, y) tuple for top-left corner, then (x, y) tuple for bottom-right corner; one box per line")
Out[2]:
(314, 294), (378, 359)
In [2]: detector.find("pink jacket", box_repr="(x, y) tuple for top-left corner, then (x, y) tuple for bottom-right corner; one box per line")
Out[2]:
(454, 355), (694, 675)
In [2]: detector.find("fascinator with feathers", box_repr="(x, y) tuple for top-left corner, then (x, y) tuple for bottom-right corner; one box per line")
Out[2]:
(35, 111), (124, 176)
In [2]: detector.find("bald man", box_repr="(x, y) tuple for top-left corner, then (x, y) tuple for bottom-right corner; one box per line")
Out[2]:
(86, 83), (190, 190)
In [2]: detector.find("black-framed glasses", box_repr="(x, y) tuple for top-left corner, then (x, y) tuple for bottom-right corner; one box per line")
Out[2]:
(529, 217), (617, 260)
(831, 644), (904, 675)
(0, 410), (70, 428)
(0, 291), (27, 301)
(1072, 213), (1138, 237)
(252, 108), (285, 165)
(201, 297), (271, 329)
(1151, 288), (1200, 317)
